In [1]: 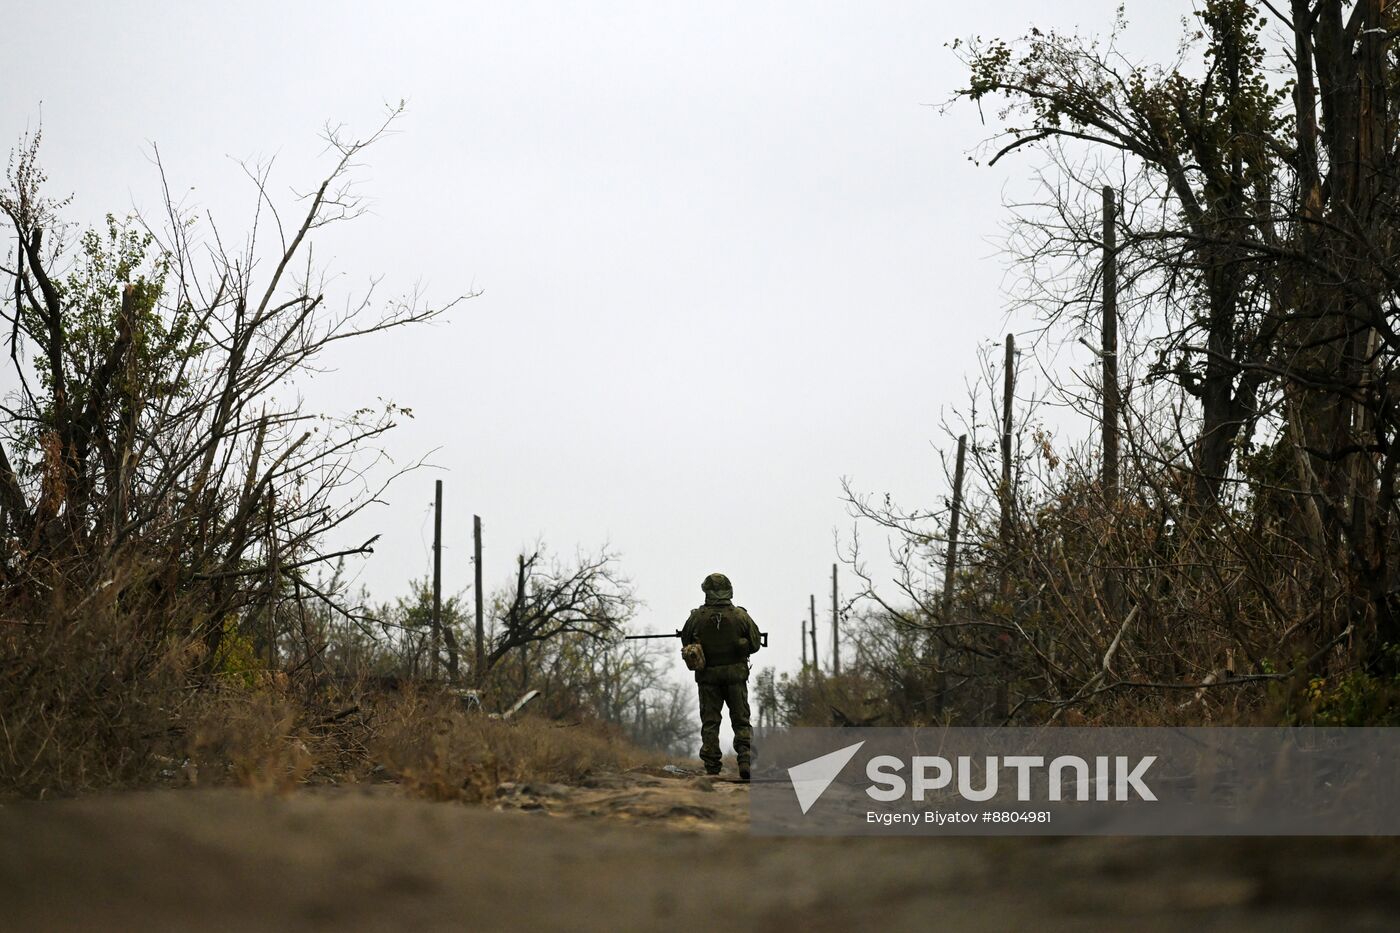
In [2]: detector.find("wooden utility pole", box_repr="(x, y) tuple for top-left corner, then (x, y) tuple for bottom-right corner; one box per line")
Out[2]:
(1102, 186), (1125, 623)
(808, 594), (819, 672)
(432, 479), (443, 680)
(831, 564), (840, 675)
(474, 514), (485, 685)
(933, 434), (967, 716)
(996, 336), (1015, 721)
(1102, 185), (1119, 501)
(265, 489), (279, 671)
(515, 554), (529, 691)
(800, 617), (808, 674)
(1001, 335), (1015, 568)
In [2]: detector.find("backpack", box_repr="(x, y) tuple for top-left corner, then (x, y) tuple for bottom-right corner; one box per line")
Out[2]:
(693, 606), (749, 668)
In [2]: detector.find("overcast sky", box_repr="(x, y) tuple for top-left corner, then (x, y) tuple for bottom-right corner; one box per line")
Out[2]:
(4, 2), (1188, 685)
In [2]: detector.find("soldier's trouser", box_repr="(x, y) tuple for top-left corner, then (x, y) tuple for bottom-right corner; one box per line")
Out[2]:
(697, 667), (751, 772)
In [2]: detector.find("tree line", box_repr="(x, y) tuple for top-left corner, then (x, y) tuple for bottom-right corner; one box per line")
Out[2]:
(763, 0), (1400, 729)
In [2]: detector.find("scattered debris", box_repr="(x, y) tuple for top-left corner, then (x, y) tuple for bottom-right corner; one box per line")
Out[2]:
(450, 688), (540, 719)
(498, 690), (541, 720)
(450, 689), (483, 713)
(661, 764), (698, 777)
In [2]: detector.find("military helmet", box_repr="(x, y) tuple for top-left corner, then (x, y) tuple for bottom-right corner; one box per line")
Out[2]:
(700, 572), (733, 600)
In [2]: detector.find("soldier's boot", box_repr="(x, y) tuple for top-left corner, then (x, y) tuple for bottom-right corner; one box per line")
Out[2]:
(738, 764), (751, 782)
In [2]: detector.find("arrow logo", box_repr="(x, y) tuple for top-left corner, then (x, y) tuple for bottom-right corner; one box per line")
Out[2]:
(788, 741), (865, 814)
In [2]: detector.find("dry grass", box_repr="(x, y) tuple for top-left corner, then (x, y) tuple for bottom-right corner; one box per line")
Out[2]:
(0, 604), (197, 797)
(2, 604), (664, 802)
(187, 689), (315, 794)
(371, 690), (659, 802)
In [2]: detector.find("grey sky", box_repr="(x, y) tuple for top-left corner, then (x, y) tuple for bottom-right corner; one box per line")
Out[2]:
(4, 1), (1187, 683)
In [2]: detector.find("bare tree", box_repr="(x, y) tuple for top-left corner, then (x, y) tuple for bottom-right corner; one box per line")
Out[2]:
(484, 546), (637, 672)
(0, 108), (472, 789)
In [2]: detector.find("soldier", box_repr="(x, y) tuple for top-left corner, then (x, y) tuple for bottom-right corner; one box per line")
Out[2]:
(680, 572), (762, 781)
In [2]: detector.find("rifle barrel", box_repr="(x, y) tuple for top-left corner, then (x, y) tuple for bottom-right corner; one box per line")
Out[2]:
(624, 631), (770, 646)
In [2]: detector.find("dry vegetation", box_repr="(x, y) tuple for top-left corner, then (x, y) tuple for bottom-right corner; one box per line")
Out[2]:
(369, 691), (657, 802)
(0, 591), (654, 801)
(0, 110), (673, 800)
(762, 0), (1400, 730)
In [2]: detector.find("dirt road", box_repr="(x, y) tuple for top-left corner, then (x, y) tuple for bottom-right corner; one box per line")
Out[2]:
(2, 771), (1398, 931)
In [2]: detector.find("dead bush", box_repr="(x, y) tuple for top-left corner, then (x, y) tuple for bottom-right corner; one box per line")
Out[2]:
(187, 689), (315, 795)
(0, 117), (463, 797)
(0, 599), (197, 797)
(371, 690), (656, 802)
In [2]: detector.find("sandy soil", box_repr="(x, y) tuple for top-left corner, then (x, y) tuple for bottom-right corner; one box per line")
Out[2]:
(2, 769), (1398, 932)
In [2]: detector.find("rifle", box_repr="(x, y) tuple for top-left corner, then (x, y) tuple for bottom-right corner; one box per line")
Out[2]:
(625, 630), (769, 648)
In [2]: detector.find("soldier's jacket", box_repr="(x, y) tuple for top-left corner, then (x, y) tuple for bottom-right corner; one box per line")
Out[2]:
(680, 601), (761, 683)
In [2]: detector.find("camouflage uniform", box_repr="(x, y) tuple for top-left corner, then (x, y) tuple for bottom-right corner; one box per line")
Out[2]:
(681, 573), (762, 776)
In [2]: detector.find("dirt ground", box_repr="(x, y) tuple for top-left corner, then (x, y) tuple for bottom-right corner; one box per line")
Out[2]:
(2, 769), (1399, 932)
